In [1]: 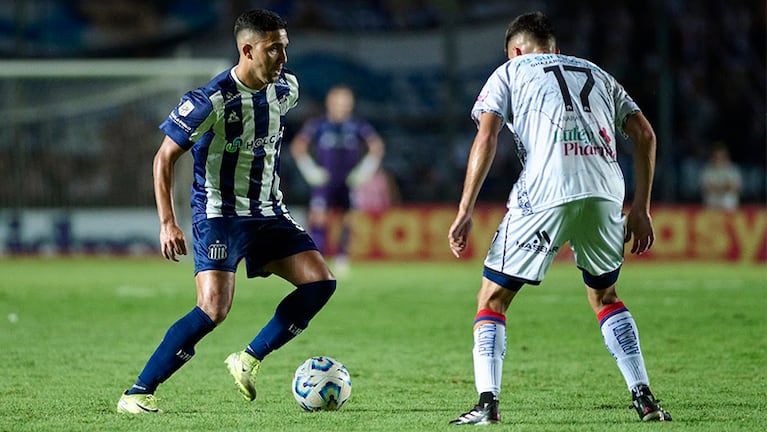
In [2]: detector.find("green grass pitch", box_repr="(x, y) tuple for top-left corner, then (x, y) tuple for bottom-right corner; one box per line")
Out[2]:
(0, 257), (765, 431)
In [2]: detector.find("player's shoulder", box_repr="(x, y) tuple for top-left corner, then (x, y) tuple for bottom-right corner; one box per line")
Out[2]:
(199, 68), (237, 94)
(182, 68), (235, 107)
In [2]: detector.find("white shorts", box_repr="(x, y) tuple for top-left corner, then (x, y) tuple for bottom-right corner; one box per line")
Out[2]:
(484, 198), (625, 284)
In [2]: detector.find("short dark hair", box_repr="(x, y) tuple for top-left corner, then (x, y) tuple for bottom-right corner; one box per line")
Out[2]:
(234, 9), (287, 38)
(504, 11), (556, 49)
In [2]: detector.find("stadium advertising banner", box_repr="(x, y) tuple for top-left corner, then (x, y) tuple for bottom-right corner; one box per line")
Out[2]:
(0, 206), (764, 263)
(341, 205), (767, 263)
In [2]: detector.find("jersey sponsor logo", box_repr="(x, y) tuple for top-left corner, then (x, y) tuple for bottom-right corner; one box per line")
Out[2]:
(208, 240), (228, 260)
(224, 130), (284, 153)
(516, 230), (559, 255)
(554, 126), (616, 160)
(598, 127), (612, 144)
(178, 100), (195, 116)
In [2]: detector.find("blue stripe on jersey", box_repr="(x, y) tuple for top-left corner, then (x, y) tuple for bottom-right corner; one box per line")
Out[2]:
(247, 90), (270, 215)
(190, 133), (212, 222)
(220, 95), (244, 217)
(248, 145), (267, 216)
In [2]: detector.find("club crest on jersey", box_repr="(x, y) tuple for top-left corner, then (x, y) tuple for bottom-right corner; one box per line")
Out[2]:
(178, 100), (195, 117)
(208, 240), (228, 260)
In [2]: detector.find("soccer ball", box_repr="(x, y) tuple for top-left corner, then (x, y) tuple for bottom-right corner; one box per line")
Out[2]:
(292, 356), (352, 411)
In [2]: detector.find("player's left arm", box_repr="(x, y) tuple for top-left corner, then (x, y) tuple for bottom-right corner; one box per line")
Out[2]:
(623, 111), (656, 255)
(448, 112), (503, 258)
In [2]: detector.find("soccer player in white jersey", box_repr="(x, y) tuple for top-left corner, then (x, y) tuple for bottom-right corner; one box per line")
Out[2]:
(447, 12), (671, 424)
(117, 9), (337, 414)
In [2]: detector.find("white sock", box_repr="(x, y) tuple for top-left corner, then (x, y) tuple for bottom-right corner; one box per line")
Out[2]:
(472, 309), (507, 397)
(599, 303), (649, 390)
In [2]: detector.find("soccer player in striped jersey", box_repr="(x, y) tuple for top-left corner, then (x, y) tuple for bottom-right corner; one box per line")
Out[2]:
(118, 9), (337, 414)
(447, 12), (671, 424)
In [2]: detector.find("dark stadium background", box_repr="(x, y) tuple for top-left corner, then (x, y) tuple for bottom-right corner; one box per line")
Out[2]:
(0, 0), (764, 257)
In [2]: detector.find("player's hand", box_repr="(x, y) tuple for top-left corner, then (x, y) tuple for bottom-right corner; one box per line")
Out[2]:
(306, 167), (329, 187)
(448, 212), (473, 258)
(296, 156), (329, 186)
(159, 223), (187, 262)
(624, 208), (654, 255)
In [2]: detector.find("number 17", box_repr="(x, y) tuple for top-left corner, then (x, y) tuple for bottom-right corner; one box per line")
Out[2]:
(543, 65), (595, 112)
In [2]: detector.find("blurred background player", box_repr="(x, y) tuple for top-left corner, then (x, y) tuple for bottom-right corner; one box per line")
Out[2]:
(117, 9), (337, 414)
(290, 84), (385, 276)
(700, 142), (742, 210)
(448, 11), (671, 425)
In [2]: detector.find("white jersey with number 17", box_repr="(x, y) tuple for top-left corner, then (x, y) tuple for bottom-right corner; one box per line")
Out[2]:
(472, 53), (640, 215)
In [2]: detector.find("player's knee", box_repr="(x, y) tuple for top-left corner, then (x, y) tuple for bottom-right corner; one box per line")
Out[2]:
(197, 303), (229, 324)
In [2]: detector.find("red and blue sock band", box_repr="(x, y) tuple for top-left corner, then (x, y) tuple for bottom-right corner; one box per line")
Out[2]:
(474, 308), (506, 330)
(597, 301), (628, 327)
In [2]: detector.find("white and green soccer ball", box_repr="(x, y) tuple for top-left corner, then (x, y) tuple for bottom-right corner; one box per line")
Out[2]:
(292, 356), (352, 411)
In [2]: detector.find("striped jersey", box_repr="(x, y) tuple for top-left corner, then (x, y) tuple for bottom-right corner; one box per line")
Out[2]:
(472, 53), (640, 215)
(160, 67), (299, 223)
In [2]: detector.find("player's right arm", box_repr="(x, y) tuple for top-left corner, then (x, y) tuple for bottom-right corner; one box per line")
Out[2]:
(622, 111), (656, 255)
(153, 136), (188, 262)
(448, 112), (504, 258)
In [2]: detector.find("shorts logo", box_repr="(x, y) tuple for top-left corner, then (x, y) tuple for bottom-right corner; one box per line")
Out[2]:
(516, 230), (559, 255)
(208, 240), (228, 260)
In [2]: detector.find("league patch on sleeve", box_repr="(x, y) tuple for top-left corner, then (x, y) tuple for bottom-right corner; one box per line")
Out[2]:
(178, 100), (195, 117)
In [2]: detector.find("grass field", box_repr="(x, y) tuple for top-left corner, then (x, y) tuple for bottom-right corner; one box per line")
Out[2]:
(0, 257), (765, 432)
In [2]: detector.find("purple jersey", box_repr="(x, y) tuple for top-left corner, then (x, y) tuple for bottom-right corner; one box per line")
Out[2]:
(295, 116), (377, 187)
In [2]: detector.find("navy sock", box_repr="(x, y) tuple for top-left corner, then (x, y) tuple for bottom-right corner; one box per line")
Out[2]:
(247, 280), (336, 360)
(127, 306), (215, 394)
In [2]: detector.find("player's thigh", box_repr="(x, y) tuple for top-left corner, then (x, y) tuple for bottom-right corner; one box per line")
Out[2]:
(194, 270), (236, 322)
(484, 205), (574, 284)
(264, 249), (334, 286)
(245, 214), (330, 283)
(570, 199), (625, 276)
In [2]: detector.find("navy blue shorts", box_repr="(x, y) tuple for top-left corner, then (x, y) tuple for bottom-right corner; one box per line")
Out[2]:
(192, 214), (318, 278)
